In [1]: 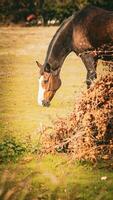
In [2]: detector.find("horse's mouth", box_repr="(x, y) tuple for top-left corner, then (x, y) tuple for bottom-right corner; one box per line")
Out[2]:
(42, 100), (50, 107)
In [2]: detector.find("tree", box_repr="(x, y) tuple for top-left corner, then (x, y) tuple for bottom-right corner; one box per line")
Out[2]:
(88, 0), (113, 10)
(55, 0), (78, 23)
(0, 0), (113, 24)
(37, 0), (57, 25)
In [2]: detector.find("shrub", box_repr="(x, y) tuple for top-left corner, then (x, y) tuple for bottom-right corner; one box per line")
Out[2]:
(0, 137), (26, 163)
(41, 74), (113, 162)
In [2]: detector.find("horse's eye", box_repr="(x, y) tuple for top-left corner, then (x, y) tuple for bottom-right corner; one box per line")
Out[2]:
(43, 80), (48, 84)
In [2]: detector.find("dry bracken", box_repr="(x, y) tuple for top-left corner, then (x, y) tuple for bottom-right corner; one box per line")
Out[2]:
(41, 73), (113, 162)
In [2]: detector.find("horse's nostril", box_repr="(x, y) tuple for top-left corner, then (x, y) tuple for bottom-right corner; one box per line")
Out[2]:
(42, 100), (50, 107)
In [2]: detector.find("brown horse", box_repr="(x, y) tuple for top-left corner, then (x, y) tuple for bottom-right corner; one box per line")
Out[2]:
(36, 5), (113, 107)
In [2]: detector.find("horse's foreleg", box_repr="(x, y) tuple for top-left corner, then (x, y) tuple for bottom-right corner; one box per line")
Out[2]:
(81, 53), (97, 88)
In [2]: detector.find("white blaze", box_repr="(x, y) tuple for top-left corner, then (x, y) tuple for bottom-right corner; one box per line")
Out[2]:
(38, 76), (45, 106)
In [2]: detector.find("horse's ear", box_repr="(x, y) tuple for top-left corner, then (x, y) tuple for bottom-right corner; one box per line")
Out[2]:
(36, 61), (42, 69)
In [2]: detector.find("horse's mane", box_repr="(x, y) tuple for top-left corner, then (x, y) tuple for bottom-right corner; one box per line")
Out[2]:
(45, 15), (74, 63)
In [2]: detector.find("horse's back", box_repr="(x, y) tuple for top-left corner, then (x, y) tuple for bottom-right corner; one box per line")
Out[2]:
(72, 6), (113, 50)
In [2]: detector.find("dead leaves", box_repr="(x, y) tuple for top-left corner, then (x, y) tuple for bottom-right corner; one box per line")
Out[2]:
(41, 73), (113, 162)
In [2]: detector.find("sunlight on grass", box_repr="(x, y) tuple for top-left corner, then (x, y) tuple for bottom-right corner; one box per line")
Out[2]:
(0, 155), (113, 200)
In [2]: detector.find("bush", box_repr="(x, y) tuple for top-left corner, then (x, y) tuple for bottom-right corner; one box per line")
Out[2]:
(0, 137), (26, 163)
(41, 74), (113, 162)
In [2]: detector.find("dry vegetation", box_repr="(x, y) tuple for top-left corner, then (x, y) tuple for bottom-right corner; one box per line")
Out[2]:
(41, 73), (113, 162)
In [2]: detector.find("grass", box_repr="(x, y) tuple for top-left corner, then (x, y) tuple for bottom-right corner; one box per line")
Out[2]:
(0, 155), (113, 200)
(0, 26), (112, 200)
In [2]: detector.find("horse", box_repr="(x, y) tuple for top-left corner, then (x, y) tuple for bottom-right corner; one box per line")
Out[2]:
(36, 5), (113, 107)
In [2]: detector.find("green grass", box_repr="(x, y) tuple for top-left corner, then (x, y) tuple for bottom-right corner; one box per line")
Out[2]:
(0, 27), (112, 200)
(0, 155), (113, 200)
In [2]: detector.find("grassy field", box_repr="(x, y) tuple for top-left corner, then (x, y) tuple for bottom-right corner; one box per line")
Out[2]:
(0, 27), (113, 200)
(0, 26), (84, 139)
(0, 27), (107, 139)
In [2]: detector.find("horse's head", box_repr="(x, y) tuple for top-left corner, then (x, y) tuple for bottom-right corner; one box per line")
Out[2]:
(36, 61), (61, 107)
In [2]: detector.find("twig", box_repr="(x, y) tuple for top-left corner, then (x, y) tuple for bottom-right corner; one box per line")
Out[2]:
(54, 129), (85, 149)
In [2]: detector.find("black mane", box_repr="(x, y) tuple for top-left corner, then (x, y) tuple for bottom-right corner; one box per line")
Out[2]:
(44, 15), (74, 67)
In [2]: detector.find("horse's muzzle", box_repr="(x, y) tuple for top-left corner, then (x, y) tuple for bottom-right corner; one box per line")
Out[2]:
(42, 100), (50, 107)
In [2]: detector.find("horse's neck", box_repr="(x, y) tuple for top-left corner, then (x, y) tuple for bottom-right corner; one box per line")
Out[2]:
(45, 17), (73, 70)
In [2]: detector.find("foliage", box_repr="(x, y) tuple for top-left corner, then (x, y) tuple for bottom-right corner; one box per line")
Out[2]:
(55, 0), (78, 23)
(0, 0), (113, 24)
(88, 0), (113, 10)
(38, 0), (57, 25)
(0, 137), (26, 163)
(0, 0), (36, 23)
(0, 134), (42, 163)
(41, 74), (113, 162)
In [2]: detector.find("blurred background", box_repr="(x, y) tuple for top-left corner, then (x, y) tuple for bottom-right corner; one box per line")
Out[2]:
(0, 0), (113, 26)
